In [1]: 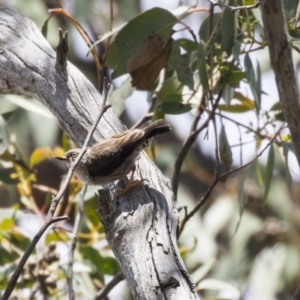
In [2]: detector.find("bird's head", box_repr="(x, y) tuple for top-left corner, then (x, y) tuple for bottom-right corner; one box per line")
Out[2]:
(53, 149), (81, 166)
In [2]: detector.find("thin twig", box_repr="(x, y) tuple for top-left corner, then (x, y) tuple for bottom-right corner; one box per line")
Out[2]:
(67, 184), (87, 300)
(132, 113), (154, 129)
(291, 280), (300, 300)
(178, 123), (284, 236)
(212, 116), (220, 176)
(94, 272), (125, 300)
(3, 216), (69, 300)
(3, 83), (112, 300)
(172, 90), (223, 202)
(51, 3), (103, 90)
(103, 0), (114, 61)
(207, 0), (260, 11)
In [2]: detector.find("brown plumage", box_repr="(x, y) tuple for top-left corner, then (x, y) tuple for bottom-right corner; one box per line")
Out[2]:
(54, 120), (171, 190)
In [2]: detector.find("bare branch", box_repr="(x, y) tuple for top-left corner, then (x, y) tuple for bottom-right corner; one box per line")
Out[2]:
(178, 123), (285, 236)
(3, 77), (111, 300)
(67, 184), (87, 300)
(206, 0), (260, 11)
(3, 216), (69, 300)
(94, 272), (125, 300)
(172, 90), (223, 203)
(260, 0), (300, 166)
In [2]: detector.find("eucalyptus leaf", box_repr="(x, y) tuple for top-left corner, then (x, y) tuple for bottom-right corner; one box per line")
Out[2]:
(218, 104), (253, 113)
(167, 40), (194, 90)
(219, 125), (233, 169)
(222, 85), (234, 106)
(264, 144), (275, 199)
(4, 96), (54, 118)
(221, 0), (236, 55)
(231, 170), (245, 238)
(197, 42), (209, 92)
(282, 142), (292, 190)
(111, 7), (177, 78)
(109, 77), (134, 116)
(79, 245), (120, 276)
(244, 54), (260, 114)
(157, 101), (192, 115)
(0, 168), (19, 185)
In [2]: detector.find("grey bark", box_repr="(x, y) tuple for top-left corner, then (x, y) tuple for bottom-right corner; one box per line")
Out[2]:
(260, 0), (300, 166)
(0, 7), (198, 300)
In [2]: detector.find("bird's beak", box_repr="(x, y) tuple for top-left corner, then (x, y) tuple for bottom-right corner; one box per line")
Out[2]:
(53, 155), (68, 162)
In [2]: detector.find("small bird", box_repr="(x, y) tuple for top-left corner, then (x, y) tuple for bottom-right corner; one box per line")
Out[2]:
(54, 120), (171, 194)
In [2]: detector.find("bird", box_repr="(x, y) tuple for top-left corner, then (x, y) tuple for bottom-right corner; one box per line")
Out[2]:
(54, 119), (171, 195)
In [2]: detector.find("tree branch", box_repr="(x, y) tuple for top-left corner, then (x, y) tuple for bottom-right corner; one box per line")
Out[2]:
(0, 7), (198, 300)
(260, 0), (300, 166)
(178, 124), (285, 236)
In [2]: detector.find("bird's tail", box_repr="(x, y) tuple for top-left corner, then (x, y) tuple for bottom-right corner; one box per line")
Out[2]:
(144, 120), (171, 139)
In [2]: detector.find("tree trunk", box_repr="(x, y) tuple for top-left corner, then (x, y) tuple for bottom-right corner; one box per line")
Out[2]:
(0, 7), (198, 300)
(260, 0), (300, 165)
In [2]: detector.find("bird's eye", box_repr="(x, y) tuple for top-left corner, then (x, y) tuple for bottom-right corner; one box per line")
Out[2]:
(72, 153), (78, 158)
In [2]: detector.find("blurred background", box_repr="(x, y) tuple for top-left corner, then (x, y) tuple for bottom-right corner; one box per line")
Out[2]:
(1, 0), (300, 299)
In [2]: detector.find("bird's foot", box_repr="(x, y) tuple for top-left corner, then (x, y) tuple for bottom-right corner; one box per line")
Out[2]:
(118, 179), (148, 196)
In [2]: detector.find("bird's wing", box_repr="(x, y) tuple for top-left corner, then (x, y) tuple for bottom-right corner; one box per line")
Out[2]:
(86, 129), (144, 177)
(86, 141), (123, 177)
(111, 129), (145, 148)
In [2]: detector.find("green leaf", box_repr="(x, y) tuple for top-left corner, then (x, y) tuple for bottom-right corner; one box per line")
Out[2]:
(0, 246), (19, 265)
(177, 38), (197, 52)
(0, 115), (10, 155)
(219, 125), (233, 169)
(228, 70), (246, 87)
(275, 112), (285, 121)
(167, 40), (194, 90)
(110, 7), (177, 78)
(221, 1), (236, 55)
(79, 245), (120, 276)
(109, 77), (134, 116)
(197, 42), (209, 92)
(2, 110), (16, 121)
(244, 54), (260, 114)
(84, 199), (104, 229)
(256, 60), (262, 109)
(238, 171), (245, 216)
(89, 23), (126, 54)
(231, 170), (245, 237)
(218, 104), (253, 113)
(282, 142), (292, 190)
(232, 39), (242, 60)
(270, 101), (281, 111)
(153, 108), (165, 120)
(222, 85), (234, 106)
(46, 231), (69, 243)
(4, 96), (54, 118)
(157, 74), (183, 100)
(157, 94), (192, 114)
(105, 42), (119, 69)
(29, 147), (52, 169)
(199, 13), (222, 44)
(256, 160), (264, 186)
(157, 102), (192, 115)
(0, 168), (19, 185)
(264, 144), (275, 199)
(61, 132), (71, 152)
(233, 91), (255, 108)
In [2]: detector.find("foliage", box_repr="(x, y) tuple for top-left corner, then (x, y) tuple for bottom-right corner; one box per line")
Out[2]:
(1, 0), (300, 299)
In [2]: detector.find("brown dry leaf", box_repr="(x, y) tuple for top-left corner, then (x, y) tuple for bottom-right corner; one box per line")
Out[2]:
(127, 34), (171, 89)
